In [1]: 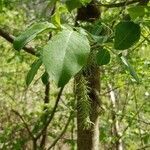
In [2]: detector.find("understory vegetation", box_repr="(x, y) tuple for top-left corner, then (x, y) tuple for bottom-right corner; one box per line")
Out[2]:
(0, 0), (150, 150)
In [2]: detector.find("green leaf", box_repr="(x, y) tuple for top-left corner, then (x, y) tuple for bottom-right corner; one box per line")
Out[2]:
(13, 22), (56, 51)
(128, 6), (145, 20)
(80, 0), (92, 5)
(0, 0), (3, 12)
(96, 49), (110, 66)
(83, 22), (110, 44)
(41, 72), (49, 85)
(65, 0), (92, 11)
(120, 56), (140, 83)
(65, 0), (82, 11)
(128, 6), (150, 20)
(51, 11), (61, 27)
(89, 22), (103, 36)
(42, 29), (90, 87)
(114, 21), (141, 50)
(26, 59), (42, 86)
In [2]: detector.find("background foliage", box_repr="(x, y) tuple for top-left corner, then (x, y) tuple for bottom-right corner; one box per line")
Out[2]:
(0, 0), (150, 149)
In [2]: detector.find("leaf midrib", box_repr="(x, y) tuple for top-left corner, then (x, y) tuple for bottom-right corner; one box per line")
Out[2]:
(59, 30), (73, 80)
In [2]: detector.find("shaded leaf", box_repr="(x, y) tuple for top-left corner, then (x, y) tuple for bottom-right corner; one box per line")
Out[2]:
(66, 0), (91, 11)
(65, 0), (82, 11)
(120, 56), (140, 83)
(41, 72), (49, 85)
(0, 0), (3, 12)
(96, 49), (110, 66)
(13, 22), (56, 51)
(26, 59), (42, 86)
(114, 21), (141, 50)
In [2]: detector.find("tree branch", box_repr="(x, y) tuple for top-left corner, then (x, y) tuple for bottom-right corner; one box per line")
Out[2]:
(0, 28), (36, 56)
(40, 82), (50, 148)
(117, 103), (145, 141)
(108, 84), (123, 150)
(12, 109), (35, 140)
(35, 87), (64, 140)
(137, 145), (150, 150)
(98, 0), (148, 8)
(47, 112), (73, 150)
(141, 33), (150, 43)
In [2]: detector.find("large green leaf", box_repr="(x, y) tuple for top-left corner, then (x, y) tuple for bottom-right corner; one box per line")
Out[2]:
(114, 21), (141, 50)
(42, 29), (90, 87)
(96, 49), (110, 66)
(26, 59), (42, 86)
(120, 56), (140, 83)
(13, 22), (56, 51)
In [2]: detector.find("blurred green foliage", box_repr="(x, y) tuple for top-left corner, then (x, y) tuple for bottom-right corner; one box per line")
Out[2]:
(0, 0), (150, 149)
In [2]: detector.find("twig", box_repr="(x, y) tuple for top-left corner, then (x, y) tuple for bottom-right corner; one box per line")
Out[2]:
(0, 88), (15, 101)
(118, 113), (150, 125)
(0, 28), (36, 56)
(35, 87), (64, 140)
(137, 145), (150, 150)
(117, 103), (145, 141)
(101, 82), (128, 96)
(133, 86), (146, 147)
(98, 0), (147, 8)
(108, 84), (123, 150)
(11, 109), (35, 140)
(101, 86), (120, 96)
(132, 34), (150, 52)
(40, 82), (50, 148)
(141, 33), (150, 43)
(47, 112), (73, 150)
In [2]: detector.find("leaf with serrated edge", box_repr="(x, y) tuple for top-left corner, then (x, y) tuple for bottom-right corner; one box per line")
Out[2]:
(42, 29), (90, 87)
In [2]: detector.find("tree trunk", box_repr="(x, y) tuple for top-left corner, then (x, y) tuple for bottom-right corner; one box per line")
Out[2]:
(109, 84), (123, 150)
(75, 1), (101, 149)
(76, 65), (101, 150)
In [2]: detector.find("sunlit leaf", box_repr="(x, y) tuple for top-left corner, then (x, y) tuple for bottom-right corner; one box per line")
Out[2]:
(42, 29), (90, 87)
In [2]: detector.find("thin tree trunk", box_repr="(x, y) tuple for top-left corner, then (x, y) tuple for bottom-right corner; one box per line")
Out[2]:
(40, 82), (50, 149)
(76, 65), (100, 150)
(109, 84), (123, 150)
(75, 1), (101, 149)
